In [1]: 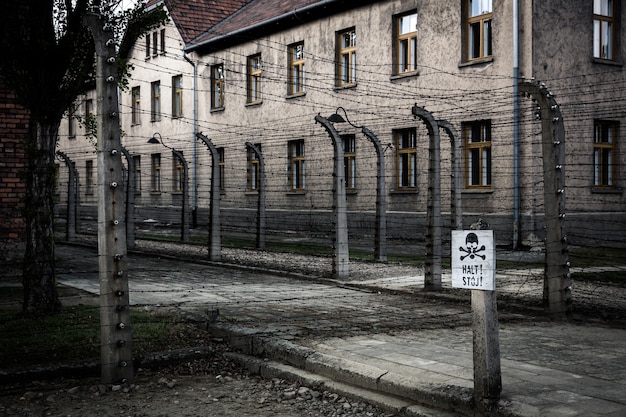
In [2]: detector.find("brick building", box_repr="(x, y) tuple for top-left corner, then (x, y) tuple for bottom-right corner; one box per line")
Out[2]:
(56, 0), (625, 249)
(0, 79), (28, 273)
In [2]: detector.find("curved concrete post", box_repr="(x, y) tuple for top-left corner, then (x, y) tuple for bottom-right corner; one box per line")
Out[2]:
(196, 132), (221, 261)
(119, 146), (135, 249)
(519, 80), (571, 319)
(361, 127), (387, 262)
(437, 120), (463, 231)
(315, 114), (349, 279)
(56, 151), (79, 241)
(245, 142), (266, 250)
(411, 105), (442, 291)
(170, 148), (190, 243)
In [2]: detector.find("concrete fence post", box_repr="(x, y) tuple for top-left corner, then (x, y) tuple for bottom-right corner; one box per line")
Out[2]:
(245, 142), (266, 250)
(196, 132), (221, 261)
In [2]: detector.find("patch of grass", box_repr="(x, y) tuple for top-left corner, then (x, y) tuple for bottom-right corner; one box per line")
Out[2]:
(0, 289), (198, 370)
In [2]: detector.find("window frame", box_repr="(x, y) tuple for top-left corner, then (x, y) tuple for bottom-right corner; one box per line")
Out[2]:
(131, 86), (141, 125)
(172, 75), (183, 118)
(218, 147), (225, 192)
(593, 120), (618, 188)
(288, 139), (306, 192)
(173, 151), (184, 193)
(151, 81), (161, 122)
(288, 42), (305, 96)
(342, 134), (357, 191)
(85, 160), (94, 195)
(394, 128), (418, 190)
(464, 120), (492, 189)
(211, 63), (225, 110)
(151, 153), (161, 193)
(247, 144), (261, 192)
(464, 0), (493, 62)
(247, 54), (262, 104)
(336, 28), (357, 87)
(394, 11), (418, 75)
(160, 29), (166, 54)
(133, 155), (142, 194)
(594, 0), (619, 61)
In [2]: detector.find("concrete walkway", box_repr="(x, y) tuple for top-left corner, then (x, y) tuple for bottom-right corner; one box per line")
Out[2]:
(55, 243), (626, 417)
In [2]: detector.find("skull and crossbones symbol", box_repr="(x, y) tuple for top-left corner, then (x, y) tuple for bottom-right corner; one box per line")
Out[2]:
(459, 232), (486, 260)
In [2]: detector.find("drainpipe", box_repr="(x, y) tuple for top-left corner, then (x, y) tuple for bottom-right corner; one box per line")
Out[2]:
(512, 0), (520, 249)
(184, 53), (198, 227)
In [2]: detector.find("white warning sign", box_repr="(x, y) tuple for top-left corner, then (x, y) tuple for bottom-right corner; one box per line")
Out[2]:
(451, 230), (496, 291)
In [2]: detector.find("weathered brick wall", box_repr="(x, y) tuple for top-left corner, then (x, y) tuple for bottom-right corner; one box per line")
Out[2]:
(0, 79), (28, 275)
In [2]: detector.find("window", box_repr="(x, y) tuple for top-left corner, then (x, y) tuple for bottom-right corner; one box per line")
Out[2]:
(465, 0), (492, 61)
(247, 144), (261, 191)
(151, 153), (161, 192)
(151, 81), (161, 121)
(173, 152), (184, 192)
(133, 155), (141, 193)
(395, 128), (417, 189)
(594, 0), (617, 60)
(288, 140), (305, 191)
(247, 54), (262, 103)
(68, 111), (76, 139)
(218, 147), (225, 192)
(342, 134), (356, 190)
(131, 86), (141, 125)
(172, 75), (183, 118)
(337, 28), (356, 86)
(394, 12), (418, 74)
(85, 99), (94, 135)
(464, 120), (492, 188)
(594, 120), (617, 188)
(146, 29), (166, 57)
(288, 42), (305, 95)
(211, 64), (225, 109)
(85, 160), (94, 195)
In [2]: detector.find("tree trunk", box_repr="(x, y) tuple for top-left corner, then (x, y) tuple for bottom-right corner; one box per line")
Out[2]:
(22, 120), (62, 315)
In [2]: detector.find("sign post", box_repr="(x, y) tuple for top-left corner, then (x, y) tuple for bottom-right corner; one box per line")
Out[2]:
(451, 230), (501, 403)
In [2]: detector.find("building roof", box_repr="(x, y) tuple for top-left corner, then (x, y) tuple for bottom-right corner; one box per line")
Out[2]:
(147, 0), (254, 43)
(187, 0), (376, 51)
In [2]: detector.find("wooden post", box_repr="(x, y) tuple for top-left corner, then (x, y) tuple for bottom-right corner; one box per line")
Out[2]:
(472, 290), (502, 402)
(84, 12), (133, 385)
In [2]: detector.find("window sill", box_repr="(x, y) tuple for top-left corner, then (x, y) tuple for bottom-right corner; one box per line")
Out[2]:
(591, 186), (622, 194)
(246, 101), (263, 108)
(211, 106), (225, 113)
(390, 71), (419, 81)
(172, 191), (183, 195)
(150, 118), (161, 123)
(390, 189), (418, 195)
(346, 190), (357, 195)
(462, 188), (493, 194)
(286, 92), (306, 99)
(334, 83), (357, 91)
(150, 191), (162, 196)
(245, 191), (259, 196)
(592, 58), (623, 67)
(459, 57), (494, 68)
(286, 191), (306, 196)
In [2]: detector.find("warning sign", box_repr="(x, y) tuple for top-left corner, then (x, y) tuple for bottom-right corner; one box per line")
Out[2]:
(451, 230), (496, 291)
